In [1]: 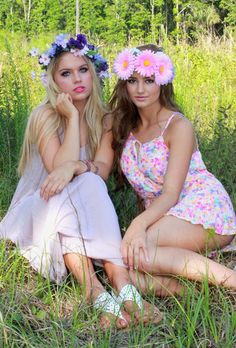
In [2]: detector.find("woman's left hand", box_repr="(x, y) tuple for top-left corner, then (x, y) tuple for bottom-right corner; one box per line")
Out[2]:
(40, 161), (76, 201)
(121, 218), (149, 271)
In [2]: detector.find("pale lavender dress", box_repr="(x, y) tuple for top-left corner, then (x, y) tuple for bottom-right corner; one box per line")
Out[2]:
(0, 145), (124, 284)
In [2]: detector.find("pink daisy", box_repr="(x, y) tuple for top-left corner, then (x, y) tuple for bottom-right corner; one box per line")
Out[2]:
(113, 49), (135, 80)
(135, 50), (158, 77)
(154, 52), (175, 85)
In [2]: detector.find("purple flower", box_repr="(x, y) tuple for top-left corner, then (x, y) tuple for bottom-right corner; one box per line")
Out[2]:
(87, 44), (95, 50)
(54, 34), (68, 48)
(39, 53), (51, 66)
(69, 34), (87, 49)
(33, 33), (109, 79)
(76, 34), (87, 47)
(47, 44), (57, 57)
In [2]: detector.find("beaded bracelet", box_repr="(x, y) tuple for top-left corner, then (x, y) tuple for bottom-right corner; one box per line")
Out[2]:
(89, 161), (99, 175)
(80, 160), (91, 173)
(80, 160), (99, 175)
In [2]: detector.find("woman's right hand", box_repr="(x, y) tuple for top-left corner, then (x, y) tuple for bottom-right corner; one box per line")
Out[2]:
(121, 218), (149, 271)
(40, 161), (77, 201)
(56, 93), (79, 121)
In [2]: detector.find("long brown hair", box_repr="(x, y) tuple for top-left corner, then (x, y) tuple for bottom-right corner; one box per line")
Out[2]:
(110, 44), (181, 179)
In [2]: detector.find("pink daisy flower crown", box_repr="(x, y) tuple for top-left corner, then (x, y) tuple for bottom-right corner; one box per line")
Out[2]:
(113, 47), (175, 85)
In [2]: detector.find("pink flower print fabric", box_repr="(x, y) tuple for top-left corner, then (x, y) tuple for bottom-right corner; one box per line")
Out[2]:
(120, 127), (236, 237)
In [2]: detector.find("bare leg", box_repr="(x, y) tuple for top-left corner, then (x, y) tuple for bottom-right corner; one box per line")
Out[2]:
(129, 215), (236, 292)
(104, 261), (162, 325)
(138, 246), (236, 289)
(129, 270), (185, 297)
(146, 215), (234, 252)
(64, 253), (128, 329)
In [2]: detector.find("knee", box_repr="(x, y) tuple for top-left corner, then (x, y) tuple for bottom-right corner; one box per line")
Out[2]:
(137, 247), (167, 274)
(79, 172), (107, 192)
(138, 254), (158, 274)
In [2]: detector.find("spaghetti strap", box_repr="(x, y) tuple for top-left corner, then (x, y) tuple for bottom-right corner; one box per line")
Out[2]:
(161, 112), (183, 136)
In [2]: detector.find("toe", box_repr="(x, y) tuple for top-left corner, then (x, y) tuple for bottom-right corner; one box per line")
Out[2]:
(142, 300), (163, 325)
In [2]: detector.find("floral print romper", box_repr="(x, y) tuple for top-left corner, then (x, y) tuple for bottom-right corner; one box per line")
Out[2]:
(120, 113), (236, 241)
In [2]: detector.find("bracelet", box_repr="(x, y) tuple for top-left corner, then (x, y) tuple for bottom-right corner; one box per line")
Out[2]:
(88, 160), (99, 174)
(80, 160), (91, 173)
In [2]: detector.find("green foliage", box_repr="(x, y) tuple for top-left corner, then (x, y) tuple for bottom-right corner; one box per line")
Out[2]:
(0, 33), (235, 347)
(0, 0), (235, 42)
(220, 0), (236, 27)
(0, 245), (235, 347)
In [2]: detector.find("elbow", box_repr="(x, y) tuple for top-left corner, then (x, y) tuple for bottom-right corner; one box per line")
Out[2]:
(100, 172), (109, 181)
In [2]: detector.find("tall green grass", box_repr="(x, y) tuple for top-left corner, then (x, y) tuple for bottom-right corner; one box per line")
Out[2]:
(0, 32), (235, 347)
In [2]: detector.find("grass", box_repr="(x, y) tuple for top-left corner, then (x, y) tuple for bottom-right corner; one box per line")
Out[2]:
(0, 32), (236, 347)
(0, 246), (235, 347)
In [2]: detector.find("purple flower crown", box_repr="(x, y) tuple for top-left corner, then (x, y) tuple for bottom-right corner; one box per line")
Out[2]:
(113, 47), (175, 85)
(30, 34), (109, 79)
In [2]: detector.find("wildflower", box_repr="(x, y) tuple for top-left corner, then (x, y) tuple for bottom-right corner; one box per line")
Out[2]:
(29, 48), (40, 57)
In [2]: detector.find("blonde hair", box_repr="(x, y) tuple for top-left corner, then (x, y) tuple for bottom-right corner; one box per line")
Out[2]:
(18, 53), (105, 175)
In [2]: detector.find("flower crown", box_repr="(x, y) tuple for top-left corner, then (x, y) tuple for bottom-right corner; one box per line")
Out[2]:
(113, 48), (174, 85)
(30, 34), (109, 79)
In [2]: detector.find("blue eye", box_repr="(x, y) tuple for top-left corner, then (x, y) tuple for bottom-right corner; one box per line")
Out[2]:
(61, 71), (70, 77)
(80, 66), (88, 73)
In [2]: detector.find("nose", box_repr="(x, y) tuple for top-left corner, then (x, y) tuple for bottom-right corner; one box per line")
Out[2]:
(73, 72), (82, 83)
(137, 80), (144, 94)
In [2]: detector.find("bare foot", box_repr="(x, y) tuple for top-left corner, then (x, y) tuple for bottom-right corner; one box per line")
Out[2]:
(99, 310), (130, 330)
(115, 284), (163, 326)
(93, 291), (130, 330)
(123, 298), (162, 326)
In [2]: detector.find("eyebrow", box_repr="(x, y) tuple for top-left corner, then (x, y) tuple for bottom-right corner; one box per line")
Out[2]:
(58, 63), (88, 72)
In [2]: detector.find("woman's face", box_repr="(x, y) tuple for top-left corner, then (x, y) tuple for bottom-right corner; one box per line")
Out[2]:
(126, 72), (161, 109)
(53, 52), (93, 103)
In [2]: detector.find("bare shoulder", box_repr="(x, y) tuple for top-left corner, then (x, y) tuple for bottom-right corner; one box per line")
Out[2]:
(102, 113), (114, 132)
(169, 115), (194, 136)
(165, 114), (196, 150)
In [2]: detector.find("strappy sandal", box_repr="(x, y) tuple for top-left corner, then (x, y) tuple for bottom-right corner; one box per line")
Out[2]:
(94, 291), (128, 329)
(113, 284), (163, 325)
(115, 284), (143, 309)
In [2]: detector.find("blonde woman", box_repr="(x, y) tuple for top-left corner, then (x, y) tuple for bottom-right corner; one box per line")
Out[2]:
(0, 35), (161, 329)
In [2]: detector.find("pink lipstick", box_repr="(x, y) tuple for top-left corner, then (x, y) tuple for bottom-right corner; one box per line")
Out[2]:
(73, 86), (85, 93)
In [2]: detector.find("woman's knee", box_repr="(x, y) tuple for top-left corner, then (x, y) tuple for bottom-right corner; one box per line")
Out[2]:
(78, 172), (108, 198)
(80, 172), (105, 187)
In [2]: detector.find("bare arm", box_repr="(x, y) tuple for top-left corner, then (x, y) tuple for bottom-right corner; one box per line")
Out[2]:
(134, 117), (196, 229)
(40, 114), (114, 200)
(39, 93), (80, 172)
(73, 114), (114, 180)
(121, 117), (196, 268)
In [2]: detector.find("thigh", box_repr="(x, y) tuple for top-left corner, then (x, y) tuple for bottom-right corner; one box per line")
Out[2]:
(146, 215), (234, 252)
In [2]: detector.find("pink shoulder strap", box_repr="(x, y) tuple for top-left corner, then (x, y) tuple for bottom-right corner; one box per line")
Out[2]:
(161, 112), (183, 136)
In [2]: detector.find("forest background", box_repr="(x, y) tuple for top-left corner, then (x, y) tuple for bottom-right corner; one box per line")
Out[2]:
(0, 0), (236, 347)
